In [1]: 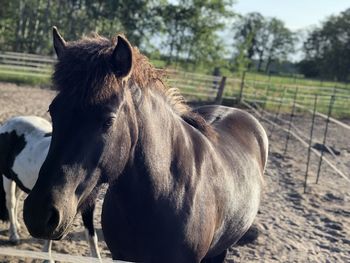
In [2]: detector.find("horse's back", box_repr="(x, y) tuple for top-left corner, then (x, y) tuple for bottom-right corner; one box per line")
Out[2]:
(0, 116), (52, 136)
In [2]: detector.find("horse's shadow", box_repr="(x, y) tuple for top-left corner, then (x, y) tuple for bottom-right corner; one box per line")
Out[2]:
(63, 227), (104, 242)
(0, 237), (36, 246)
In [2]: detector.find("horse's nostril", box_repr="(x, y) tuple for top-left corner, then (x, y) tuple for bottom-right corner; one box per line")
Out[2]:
(46, 207), (60, 231)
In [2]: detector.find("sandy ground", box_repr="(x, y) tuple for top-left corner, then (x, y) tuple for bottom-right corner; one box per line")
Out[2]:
(0, 82), (349, 262)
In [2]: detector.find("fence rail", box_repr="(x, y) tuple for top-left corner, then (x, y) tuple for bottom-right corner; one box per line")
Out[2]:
(0, 247), (135, 263)
(1, 51), (349, 111)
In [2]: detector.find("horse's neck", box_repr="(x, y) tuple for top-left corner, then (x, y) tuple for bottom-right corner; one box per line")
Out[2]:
(130, 90), (207, 191)
(136, 90), (182, 155)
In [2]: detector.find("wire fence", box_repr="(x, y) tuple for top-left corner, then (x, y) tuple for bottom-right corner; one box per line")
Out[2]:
(1, 51), (349, 116)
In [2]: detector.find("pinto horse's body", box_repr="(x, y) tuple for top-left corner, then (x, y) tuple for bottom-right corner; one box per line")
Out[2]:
(24, 28), (268, 263)
(0, 116), (51, 243)
(0, 116), (101, 258)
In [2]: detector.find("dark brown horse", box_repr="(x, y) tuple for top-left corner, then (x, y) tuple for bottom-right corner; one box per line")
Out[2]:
(23, 27), (268, 263)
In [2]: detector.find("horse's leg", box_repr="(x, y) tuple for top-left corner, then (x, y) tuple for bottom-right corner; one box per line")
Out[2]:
(2, 176), (20, 244)
(201, 249), (227, 263)
(42, 240), (54, 263)
(14, 185), (22, 231)
(81, 202), (101, 259)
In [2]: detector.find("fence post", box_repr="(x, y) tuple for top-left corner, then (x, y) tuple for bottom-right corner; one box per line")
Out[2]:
(215, 76), (226, 105)
(261, 81), (271, 117)
(238, 71), (246, 103)
(304, 94), (318, 193)
(283, 87), (298, 156)
(316, 94), (336, 184)
(269, 86), (286, 138)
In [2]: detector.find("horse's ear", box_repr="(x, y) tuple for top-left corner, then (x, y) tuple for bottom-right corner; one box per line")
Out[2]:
(52, 26), (66, 59)
(111, 35), (133, 78)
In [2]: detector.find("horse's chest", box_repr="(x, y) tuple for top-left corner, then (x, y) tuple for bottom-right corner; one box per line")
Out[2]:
(12, 138), (49, 189)
(102, 186), (198, 261)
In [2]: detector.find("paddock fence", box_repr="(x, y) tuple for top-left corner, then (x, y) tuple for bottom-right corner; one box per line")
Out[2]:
(1, 51), (349, 113)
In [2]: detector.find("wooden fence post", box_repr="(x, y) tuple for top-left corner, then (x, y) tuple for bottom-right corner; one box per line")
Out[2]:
(215, 76), (226, 105)
(238, 71), (246, 103)
(304, 94), (318, 193)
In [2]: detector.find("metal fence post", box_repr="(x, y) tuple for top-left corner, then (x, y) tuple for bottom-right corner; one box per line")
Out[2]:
(283, 87), (299, 156)
(269, 86), (286, 138)
(316, 94), (336, 184)
(304, 94), (318, 193)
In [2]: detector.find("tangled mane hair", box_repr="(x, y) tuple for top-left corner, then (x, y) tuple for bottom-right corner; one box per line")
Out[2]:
(52, 33), (216, 139)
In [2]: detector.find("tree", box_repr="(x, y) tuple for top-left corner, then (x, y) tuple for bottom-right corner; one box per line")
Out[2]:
(232, 13), (295, 73)
(157, 0), (235, 69)
(157, 3), (195, 65)
(301, 8), (350, 81)
(0, 0), (163, 54)
(233, 12), (265, 70)
(263, 18), (295, 73)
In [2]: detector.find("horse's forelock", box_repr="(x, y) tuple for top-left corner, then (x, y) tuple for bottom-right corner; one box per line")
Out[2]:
(53, 35), (119, 105)
(52, 34), (215, 138)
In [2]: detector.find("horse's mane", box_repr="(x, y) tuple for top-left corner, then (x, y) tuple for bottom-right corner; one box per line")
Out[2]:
(53, 34), (215, 139)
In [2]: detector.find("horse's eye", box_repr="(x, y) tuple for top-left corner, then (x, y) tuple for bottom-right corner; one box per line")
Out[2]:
(102, 116), (115, 130)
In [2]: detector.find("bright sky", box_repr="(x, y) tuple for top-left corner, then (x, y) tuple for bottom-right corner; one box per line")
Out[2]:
(235, 0), (350, 31)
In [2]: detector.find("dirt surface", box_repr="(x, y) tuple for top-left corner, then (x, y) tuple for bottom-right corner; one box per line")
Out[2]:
(0, 82), (349, 262)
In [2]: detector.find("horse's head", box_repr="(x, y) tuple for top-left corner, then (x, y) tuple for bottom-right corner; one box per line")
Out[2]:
(23, 27), (138, 240)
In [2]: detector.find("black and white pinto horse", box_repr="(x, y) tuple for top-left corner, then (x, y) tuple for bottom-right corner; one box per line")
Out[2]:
(0, 116), (101, 258)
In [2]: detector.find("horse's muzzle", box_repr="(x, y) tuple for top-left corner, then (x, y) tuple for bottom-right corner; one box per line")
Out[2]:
(23, 193), (73, 240)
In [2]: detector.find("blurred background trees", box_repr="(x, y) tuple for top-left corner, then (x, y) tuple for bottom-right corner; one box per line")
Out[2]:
(0, 0), (349, 82)
(299, 8), (350, 82)
(232, 13), (295, 73)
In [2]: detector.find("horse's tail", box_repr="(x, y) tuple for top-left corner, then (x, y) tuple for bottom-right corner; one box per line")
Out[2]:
(0, 175), (9, 221)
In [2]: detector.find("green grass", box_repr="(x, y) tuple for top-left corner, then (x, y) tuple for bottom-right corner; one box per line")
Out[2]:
(235, 71), (350, 90)
(150, 59), (167, 68)
(239, 82), (350, 118)
(0, 64), (349, 118)
(0, 68), (51, 86)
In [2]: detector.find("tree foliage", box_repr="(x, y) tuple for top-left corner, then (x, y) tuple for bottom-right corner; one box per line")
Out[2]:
(232, 12), (295, 73)
(0, 0), (234, 69)
(300, 8), (350, 81)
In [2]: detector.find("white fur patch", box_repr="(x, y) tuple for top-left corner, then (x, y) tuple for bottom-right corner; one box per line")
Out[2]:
(1, 116), (51, 189)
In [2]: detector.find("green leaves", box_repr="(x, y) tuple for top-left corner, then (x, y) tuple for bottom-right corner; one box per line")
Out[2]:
(232, 12), (295, 73)
(0, 0), (234, 71)
(301, 8), (350, 81)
